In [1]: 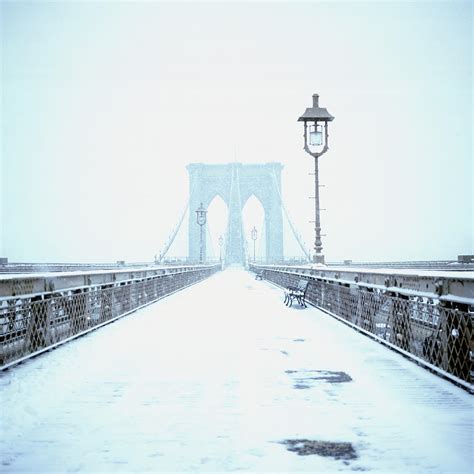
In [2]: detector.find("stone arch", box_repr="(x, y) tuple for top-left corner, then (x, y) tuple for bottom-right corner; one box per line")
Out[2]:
(187, 162), (283, 264)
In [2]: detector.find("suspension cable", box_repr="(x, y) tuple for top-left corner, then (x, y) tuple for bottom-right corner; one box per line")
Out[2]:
(271, 170), (311, 261)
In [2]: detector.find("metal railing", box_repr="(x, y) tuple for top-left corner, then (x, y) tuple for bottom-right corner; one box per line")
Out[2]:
(0, 264), (221, 369)
(250, 264), (474, 391)
(0, 261), (159, 274)
(326, 260), (474, 271)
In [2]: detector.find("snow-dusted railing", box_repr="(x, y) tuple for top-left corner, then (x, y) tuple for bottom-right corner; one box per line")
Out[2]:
(326, 260), (474, 271)
(0, 264), (221, 370)
(250, 264), (474, 391)
(0, 261), (160, 274)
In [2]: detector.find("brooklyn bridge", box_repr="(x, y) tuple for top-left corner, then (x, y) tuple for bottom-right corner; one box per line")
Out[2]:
(2, 1), (472, 472)
(1, 161), (473, 472)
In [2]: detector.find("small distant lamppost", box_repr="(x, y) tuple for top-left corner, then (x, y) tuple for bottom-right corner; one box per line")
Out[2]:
(298, 93), (335, 264)
(195, 202), (207, 264)
(218, 235), (224, 264)
(251, 226), (258, 262)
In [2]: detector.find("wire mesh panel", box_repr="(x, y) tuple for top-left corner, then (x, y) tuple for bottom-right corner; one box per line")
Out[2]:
(0, 265), (220, 369)
(253, 266), (473, 388)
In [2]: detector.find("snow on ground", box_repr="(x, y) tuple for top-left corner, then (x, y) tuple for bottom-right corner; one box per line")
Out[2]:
(1, 267), (473, 473)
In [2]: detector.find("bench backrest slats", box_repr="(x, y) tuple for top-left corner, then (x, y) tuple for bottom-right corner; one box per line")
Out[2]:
(298, 280), (308, 292)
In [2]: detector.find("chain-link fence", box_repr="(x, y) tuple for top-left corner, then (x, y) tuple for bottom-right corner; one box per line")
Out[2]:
(252, 266), (473, 389)
(1, 264), (220, 369)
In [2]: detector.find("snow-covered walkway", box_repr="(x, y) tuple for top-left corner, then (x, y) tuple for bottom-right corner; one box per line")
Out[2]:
(1, 267), (472, 473)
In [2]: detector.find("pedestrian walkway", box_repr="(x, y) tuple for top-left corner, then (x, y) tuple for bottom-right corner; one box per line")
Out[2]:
(1, 268), (472, 472)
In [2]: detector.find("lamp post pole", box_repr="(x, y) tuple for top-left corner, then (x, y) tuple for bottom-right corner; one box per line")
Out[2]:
(298, 93), (334, 264)
(218, 235), (223, 265)
(313, 156), (323, 260)
(200, 226), (204, 263)
(251, 226), (258, 263)
(195, 203), (207, 264)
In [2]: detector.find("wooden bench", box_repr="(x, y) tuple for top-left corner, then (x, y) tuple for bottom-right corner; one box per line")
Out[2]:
(284, 279), (309, 308)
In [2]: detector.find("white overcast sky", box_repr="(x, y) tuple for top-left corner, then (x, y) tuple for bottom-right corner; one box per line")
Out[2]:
(1, 0), (472, 263)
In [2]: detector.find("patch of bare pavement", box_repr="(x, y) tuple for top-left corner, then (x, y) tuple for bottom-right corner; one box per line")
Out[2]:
(281, 439), (358, 460)
(286, 369), (353, 389)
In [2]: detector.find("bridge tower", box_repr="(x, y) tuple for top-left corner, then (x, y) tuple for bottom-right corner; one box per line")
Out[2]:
(187, 163), (284, 265)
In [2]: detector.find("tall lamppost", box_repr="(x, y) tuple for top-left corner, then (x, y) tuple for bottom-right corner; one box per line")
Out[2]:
(195, 202), (207, 264)
(251, 226), (258, 262)
(218, 235), (223, 264)
(298, 93), (334, 264)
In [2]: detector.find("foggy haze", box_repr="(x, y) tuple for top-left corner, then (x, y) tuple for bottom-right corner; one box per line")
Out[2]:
(1, 1), (472, 263)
